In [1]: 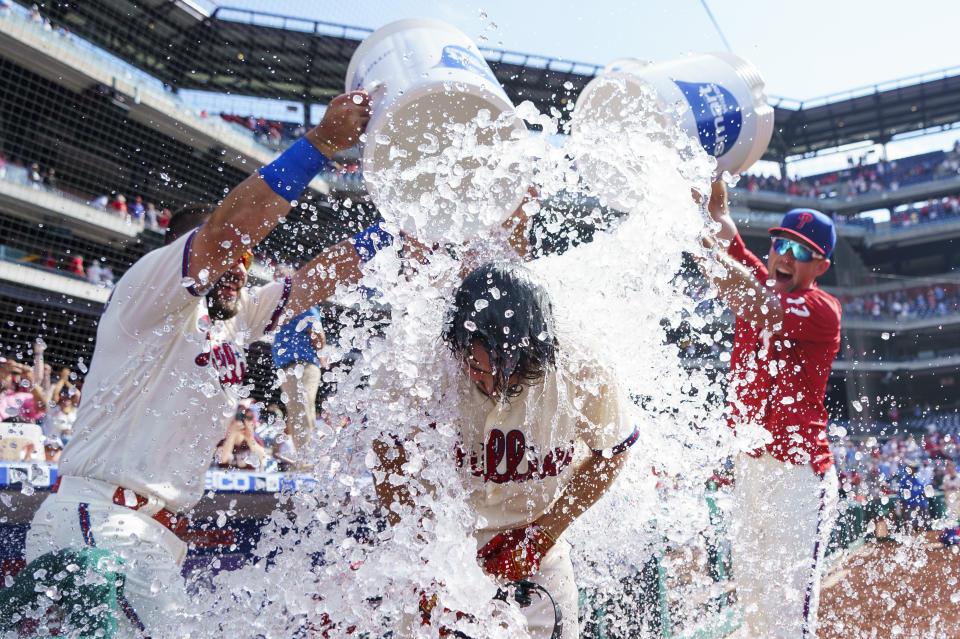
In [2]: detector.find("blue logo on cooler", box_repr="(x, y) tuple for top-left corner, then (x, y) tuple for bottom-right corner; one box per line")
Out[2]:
(674, 80), (742, 157)
(437, 45), (498, 84)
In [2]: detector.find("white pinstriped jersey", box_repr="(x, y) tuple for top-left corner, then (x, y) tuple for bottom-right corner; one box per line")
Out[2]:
(58, 230), (291, 512)
(453, 355), (638, 533)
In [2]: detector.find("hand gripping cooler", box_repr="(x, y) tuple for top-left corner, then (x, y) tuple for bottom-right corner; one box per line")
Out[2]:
(346, 18), (528, 243)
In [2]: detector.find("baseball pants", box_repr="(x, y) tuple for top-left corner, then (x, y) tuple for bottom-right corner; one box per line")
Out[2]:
(280, 361), (322, 451)
(25, 476), (189, 639)
(731, 454), (838, 639)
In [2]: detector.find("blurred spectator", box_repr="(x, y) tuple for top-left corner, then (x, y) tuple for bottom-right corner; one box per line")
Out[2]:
(896, 462), (929, 533)
(43, 436), (62, 463)
(86, 258), (104, 284)
(0, 357), (46, 423)
(91, 194), (109, 211)
(68, 255), (84, 278)
(28, 163), (42, 188)
(100, 262), (115, 286)
(944, 461), (960, 524)
(43, 367), (78, 442)
(215, 405), (269, 471)
(128, 195), (145, 220)
(109, 194), (128, 217)
(145, 202), (160, 228)
(272, 426), (298, 472)
(840, 282), (960, 321)
(85, 258), (114, 287)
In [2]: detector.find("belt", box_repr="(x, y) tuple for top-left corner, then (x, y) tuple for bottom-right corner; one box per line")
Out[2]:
(51, 476), (188, 536)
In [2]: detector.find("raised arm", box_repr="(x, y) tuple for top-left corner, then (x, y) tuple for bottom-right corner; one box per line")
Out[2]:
(187, 91), (371, 288)
(698, 181), (784, 331)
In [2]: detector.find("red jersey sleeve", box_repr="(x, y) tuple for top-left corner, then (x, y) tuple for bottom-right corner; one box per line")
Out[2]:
(727, 232), (769, 282)
(775, 287), (842, 343)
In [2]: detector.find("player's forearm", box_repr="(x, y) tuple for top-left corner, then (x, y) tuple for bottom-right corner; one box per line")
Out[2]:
(284, 242), (364, 318)
(535, 451), (627, 540)
(189, 174), (292, 283)
(697, 250), (783, 331)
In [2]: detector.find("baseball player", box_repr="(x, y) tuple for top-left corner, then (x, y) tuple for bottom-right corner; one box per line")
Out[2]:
(700, 182), (841, 638)
(272, 304), (327, 457)
(21, 91), (377, 638)
(373, 262), (638, 639)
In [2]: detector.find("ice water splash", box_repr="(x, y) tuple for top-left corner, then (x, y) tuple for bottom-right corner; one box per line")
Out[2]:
(364, 98), (529, 245)
(185, 86), (757, 638)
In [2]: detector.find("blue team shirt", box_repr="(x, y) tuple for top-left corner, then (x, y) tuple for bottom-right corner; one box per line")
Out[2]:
(271, 306), (324, 368)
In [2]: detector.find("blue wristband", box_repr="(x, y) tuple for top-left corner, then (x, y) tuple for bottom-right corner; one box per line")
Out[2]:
(258, 137), (329, 200)
(352, 218), (394, 262)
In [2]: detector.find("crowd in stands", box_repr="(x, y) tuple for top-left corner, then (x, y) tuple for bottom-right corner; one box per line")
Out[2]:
(1, 151), (172, 228)
(219, 114), (307, 149)
(0, 340), (79, 463)
(887, 193), (960, 229)
(740, 141), (960, 201)
(840, 282), (960, 320)
(0, 331), (348, 472)
(832, 415), (960, 533)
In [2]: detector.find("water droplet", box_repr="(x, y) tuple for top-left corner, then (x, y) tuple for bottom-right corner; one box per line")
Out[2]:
(474, 299), (489, 311)
(77, 358), (87, 374)
(352, 93), (364, 105)
(464, 320), (477, 331)
(504, 309), (514, 318)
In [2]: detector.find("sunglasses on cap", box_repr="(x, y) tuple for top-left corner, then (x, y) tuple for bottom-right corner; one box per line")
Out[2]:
(771, 237), (822, 263)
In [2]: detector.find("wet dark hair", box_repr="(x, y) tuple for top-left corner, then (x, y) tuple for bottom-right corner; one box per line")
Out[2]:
(164, 202), (216, 245)
(442, 261), (558, 397)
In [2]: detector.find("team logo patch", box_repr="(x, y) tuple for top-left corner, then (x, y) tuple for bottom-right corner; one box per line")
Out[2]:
(785, 296), (811, 318)
(457, 429), (576, 483)
(673, 80), (743, 157)
(437, 45), (498, 84)
(795, 212), (815, 229)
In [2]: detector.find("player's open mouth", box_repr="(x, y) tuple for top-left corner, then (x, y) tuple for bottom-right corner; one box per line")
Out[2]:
(775, 268), (793, 285)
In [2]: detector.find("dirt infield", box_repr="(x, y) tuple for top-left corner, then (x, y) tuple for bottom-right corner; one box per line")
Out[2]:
(818, 532), (960, 639)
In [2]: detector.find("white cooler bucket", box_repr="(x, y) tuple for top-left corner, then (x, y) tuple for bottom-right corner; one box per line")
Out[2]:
(346, 18), (528, 243)
(571, 53), (774, 206)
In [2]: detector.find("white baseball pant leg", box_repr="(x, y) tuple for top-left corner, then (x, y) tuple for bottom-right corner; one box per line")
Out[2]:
(732, 454), (838, 639)
(523, 539), (578, 639)
(280, 362), (322, 450)
(25, 477), (189, 639)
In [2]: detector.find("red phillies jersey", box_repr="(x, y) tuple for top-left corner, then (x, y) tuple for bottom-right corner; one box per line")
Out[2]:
(726, 233), (842, 475)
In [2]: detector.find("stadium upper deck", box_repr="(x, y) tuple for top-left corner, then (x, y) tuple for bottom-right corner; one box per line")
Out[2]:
(24, 0), (960, 165)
